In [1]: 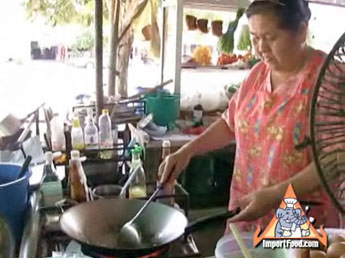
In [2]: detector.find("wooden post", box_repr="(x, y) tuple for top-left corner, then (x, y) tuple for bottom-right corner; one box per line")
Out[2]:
(174, 0), (183, 95)
(160, 3), (167, 85)
(95, 0), (104, 117)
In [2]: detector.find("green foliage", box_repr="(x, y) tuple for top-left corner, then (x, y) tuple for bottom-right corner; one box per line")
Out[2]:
(218, 8), (245, 54)
(237, 24), (251, 51)
(24, 0), (109, 26)
(72, 30), (95, 51)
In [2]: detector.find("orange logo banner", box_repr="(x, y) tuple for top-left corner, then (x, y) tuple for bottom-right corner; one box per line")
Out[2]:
(253, 184), (327, 248)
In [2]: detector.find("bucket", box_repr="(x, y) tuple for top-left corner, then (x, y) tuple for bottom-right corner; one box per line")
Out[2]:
(144, 92), (180, 128)
(0, 163), (31, 241)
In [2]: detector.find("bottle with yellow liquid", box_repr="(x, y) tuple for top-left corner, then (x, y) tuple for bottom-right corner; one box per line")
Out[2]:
(129, 145), (147, 199)
(71, 117), (85, 150)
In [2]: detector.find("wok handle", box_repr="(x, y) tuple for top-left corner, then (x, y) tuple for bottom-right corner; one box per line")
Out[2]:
(184, 207), (240, 237)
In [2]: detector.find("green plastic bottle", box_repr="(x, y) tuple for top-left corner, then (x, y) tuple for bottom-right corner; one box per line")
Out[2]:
(129, 145), (147, 199)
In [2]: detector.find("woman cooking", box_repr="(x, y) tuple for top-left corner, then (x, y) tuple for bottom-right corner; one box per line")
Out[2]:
(159, 0), (340, 231)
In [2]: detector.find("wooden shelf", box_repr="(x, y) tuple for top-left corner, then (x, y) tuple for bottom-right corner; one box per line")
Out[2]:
(181, 64), (250, 70)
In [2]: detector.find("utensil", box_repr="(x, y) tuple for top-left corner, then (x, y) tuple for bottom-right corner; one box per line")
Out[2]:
(117, 183), (164, 246)
(60, 198), (240, 257)
(17, 155), (32, 179)
(128, 79), (173, 100)
(229, 223), (253, 258)
(118, 165), (140, 198)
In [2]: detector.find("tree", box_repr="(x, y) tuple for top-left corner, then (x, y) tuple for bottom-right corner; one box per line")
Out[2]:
(24, 0), (104, 26)
(108, 0), (150, 97)
(24, 0), (154, 98)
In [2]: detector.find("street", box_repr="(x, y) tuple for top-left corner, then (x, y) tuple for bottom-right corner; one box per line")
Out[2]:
(0, 59), (161, 120)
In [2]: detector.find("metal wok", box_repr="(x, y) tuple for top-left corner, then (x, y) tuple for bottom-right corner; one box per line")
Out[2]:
(60, 198), (239, 257)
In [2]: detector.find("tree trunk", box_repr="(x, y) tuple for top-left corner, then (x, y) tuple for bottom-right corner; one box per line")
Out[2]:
(107, 0), (120, 97)
(117, 32), (133, 97)
(116, 0), (136, 98)
(109, 0), (148, 98)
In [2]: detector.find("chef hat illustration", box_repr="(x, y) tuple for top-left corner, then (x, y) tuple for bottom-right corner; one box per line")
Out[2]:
(284, 198), (297, 208)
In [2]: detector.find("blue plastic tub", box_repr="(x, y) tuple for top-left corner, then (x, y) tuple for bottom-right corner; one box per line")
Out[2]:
(0, 163), (31, 241)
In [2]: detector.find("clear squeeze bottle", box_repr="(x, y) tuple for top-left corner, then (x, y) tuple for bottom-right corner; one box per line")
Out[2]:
(129, 145), (147, 199)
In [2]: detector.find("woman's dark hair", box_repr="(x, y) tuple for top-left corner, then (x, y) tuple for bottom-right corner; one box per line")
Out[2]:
(245, 0), (311, 32)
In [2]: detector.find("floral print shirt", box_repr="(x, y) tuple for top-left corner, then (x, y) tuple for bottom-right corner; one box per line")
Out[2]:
(222, 49), (340, 231)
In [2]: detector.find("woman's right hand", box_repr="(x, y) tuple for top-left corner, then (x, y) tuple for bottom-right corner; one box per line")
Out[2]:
(158, 146), (193, 185)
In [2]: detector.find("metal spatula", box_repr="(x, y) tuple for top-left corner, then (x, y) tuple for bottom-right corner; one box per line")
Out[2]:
(117, 183), (164, 247)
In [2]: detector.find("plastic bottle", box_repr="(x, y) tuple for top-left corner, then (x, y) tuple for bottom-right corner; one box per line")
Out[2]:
(129, 145), (147, 199)
(98, 109), (113, 148)
(84, 115), (99, 150)
(98, 109), (113, 159)
(71, 117), (85, 150)
(192, 104), (204, 126)
(68, 150), (89, 202)
(43, 152), (59, 182)
(41, 151), (63, 206)
(157, 140), (175, 206)
(50, 116), (66, 151)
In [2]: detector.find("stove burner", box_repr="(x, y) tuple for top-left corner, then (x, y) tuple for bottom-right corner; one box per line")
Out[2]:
(81, 245), (169, 258)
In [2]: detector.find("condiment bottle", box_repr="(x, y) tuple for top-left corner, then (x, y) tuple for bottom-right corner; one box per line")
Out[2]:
(68, 150), (89, 202)
(43, 151), (60, 182)
(41, 151), (63, 206)
(129, 145), (147, 199)
(71, 117), (85, 150)
(84, 115), (99, 150)
(98, 109), (113, 148)
(98, 109), (113, 159)
(157, 140), (175, 206)
(192, 104), (204, 126)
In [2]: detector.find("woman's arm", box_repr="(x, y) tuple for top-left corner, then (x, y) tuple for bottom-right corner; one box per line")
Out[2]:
(275, 162), (321, 199)
(229, 162), (322, 222)
(159, 118), (235, 183)
(182, 117), (235, 156)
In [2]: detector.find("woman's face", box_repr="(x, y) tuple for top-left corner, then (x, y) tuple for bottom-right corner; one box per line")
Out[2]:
(248, 13), (305, 71)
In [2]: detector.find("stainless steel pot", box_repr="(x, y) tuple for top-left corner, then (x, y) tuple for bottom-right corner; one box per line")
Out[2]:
(92, 184), (124, 199)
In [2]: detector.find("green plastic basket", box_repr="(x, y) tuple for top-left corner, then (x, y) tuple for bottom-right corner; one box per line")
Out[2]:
(144, 92), (180, 128)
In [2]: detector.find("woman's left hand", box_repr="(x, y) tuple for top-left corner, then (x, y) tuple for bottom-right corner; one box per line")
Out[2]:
(229, 186), (282, 222)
